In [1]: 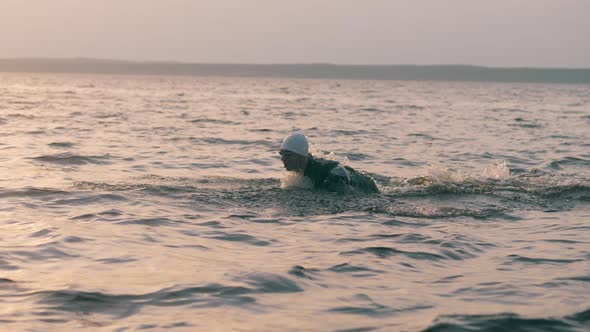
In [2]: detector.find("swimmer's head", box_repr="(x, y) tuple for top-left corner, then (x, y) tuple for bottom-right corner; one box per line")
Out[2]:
(281, 133), (308, 156)
(279, 133), (309, 172)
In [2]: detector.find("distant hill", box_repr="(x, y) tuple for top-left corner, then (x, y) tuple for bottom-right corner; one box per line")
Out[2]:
(1, 58), (589, 84)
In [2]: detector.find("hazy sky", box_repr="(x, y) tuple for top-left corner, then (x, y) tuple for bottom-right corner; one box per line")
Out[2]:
(1, 0), (588, 67)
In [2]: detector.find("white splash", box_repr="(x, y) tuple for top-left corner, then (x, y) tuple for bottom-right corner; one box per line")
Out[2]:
(482, 160), (511, 180)
(425, 160), (511, 183)
(310, 144), (349, 165)
(280, 172), (313, 189)
(426, 164), (470, 182)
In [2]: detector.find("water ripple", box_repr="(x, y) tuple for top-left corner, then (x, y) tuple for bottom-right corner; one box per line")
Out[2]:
(506, 254), (584, 265)
(423, 310), (590, 332)
(206, 232), (272, 246)
(342, 247), (446, 261)
(32, 153), (113, 165)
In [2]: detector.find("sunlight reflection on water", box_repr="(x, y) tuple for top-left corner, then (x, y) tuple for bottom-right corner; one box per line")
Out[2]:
(0, 73), (588, 331)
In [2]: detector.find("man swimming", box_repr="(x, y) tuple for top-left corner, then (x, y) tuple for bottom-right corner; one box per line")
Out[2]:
(279, 133), (380, 193)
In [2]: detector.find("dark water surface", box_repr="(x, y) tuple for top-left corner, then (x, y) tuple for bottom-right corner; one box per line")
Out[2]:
(0, 73), (589, 331)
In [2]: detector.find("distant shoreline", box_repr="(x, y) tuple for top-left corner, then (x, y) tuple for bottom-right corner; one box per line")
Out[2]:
(1, 58), (589, 84)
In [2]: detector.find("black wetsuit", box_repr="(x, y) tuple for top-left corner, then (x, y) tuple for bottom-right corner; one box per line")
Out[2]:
(303, 155), (379, 193)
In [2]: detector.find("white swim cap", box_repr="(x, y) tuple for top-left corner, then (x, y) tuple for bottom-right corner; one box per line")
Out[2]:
(281, 133), (309, 157)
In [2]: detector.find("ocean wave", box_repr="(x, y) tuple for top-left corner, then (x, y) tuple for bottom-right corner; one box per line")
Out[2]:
(201, 137), (274, 147)
(190, 118), (236, 125)
(205, 231), (273, 246)
(71, 209), (123, 221)
(117, 217), (178, 226)
(506, 254), (584, 265)
(48, 141), (76, 148)
(342, 247), (446, 260)
(396, 104), (425, 110)
(543, 157), (590, 170)
(9, 246), (78, 262)
(327, 263), (383, 275)
(52, 193), (128, 206)
(0, 187), (70, 198)
(490, 108), (527, 113)
(32, 153), (113, 165)
(94, 112), (125, 119)
(6, 113), (36, 119)
(357, 107), (385, 113)
(240, 272), (302, 293)
(423, 310), (590, 332)
(33, 274), (302, 319)
(249, 128), (274, 132)
(328, 294), (433, 318)
(511, 117), (544, 129)
(338, 235), (486, 262)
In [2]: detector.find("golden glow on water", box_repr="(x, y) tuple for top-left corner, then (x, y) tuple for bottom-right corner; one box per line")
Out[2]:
(0, 73), (588, 330)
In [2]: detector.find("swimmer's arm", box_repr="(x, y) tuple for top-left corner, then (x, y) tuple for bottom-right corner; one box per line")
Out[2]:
(324, 166), (352, 193)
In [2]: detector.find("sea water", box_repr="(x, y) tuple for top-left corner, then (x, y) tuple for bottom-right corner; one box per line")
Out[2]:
(0, 73), (589, 331)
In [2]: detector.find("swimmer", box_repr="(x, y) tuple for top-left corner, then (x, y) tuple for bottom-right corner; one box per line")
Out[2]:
(279, 133), (379, 193)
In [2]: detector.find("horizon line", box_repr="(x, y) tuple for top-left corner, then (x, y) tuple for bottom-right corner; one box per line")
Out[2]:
(2, 57), (589, 70)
